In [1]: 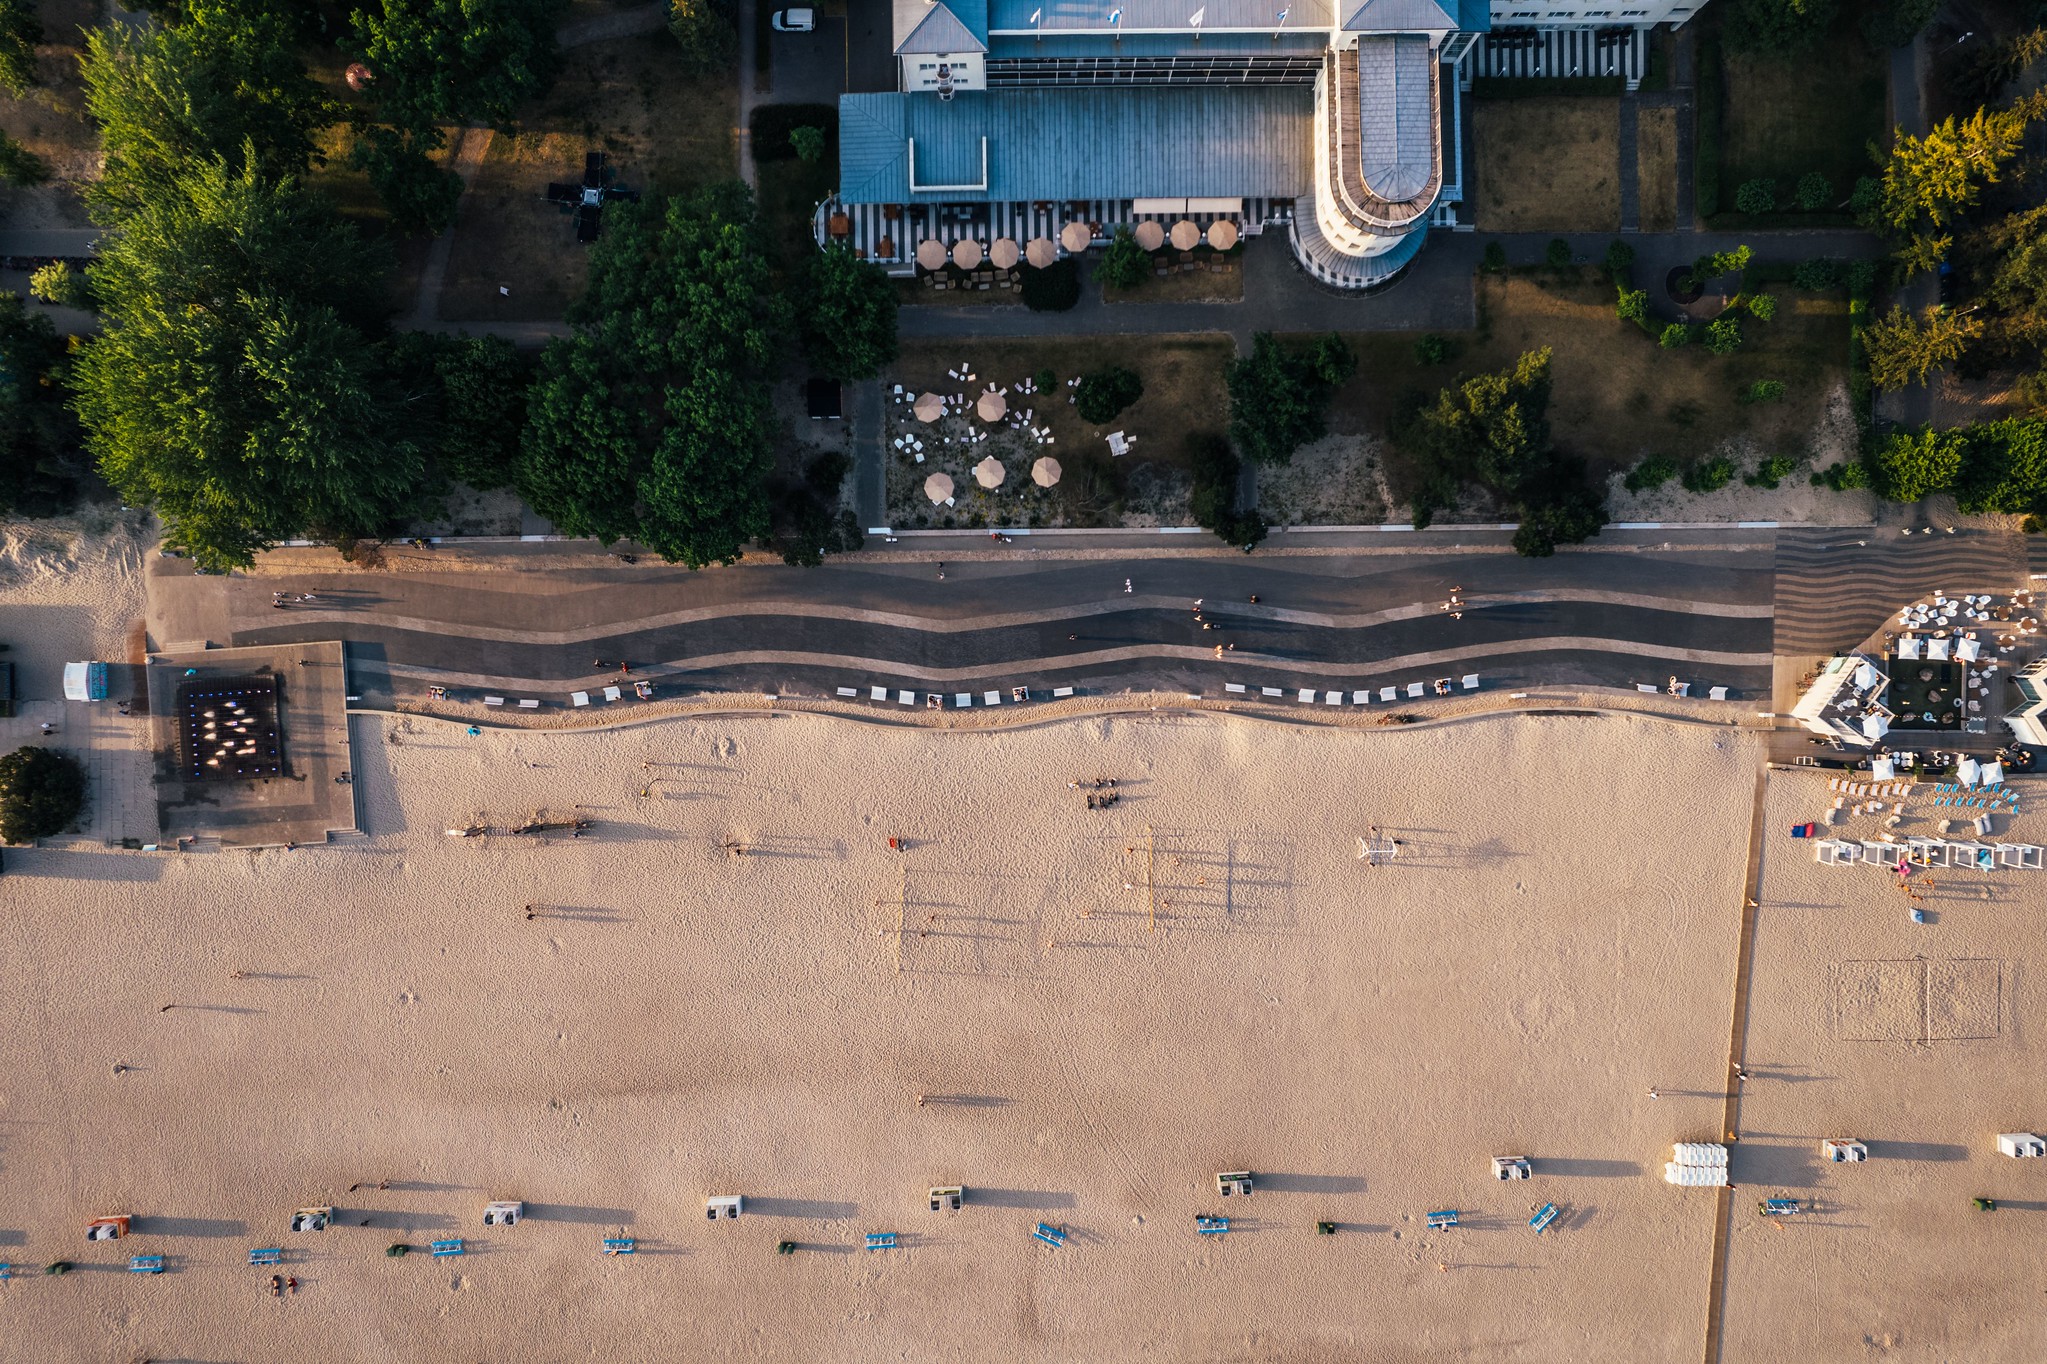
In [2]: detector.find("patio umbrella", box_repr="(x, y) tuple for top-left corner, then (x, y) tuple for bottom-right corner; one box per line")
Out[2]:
(1026, 237), (1056, 268)
(952, 238), (984, 269)
(915, 239), (946, 271)
(1169, 220), (1200, 251)
(974, 456), (1006, 489)
(1060, 221), (1092, 253)
(1134, 221), (1165, 251)
(1031, 456), (1062, 487)
(1206, 219), (1239, 250)
(976, 390), (1007, 422)
(924, 472), (955, 503)
(990, 238), (1020, 269)
(913, 392), (945, 422)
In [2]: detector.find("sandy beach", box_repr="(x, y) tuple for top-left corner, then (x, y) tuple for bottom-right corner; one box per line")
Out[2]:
(1, 706), (1760, 1362)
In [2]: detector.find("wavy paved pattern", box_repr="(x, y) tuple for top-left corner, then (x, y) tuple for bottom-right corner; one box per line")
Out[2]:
(1772, 530), (2028, 659)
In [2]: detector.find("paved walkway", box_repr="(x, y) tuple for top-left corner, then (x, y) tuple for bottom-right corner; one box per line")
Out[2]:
(556, 1), (668, 47)
(849, 379), (885, 528)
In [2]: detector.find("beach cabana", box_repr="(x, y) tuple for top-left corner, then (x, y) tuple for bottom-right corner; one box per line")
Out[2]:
(705, 1195), (744, 1220)
(1896, 635), (1922, 659)
(86, 1215), (131, 1242)
(1929, 637), (1952, 660)
(482, 1200), (524, 1227)
(1870, 756), (1896, 781)
(1958, 756), (1980, 787)
(1861, 713), (1889, 741)
(290, 1206), (332, 1233)
(1998, 1133), (2046, 1158)
(929, 1185), (964, 1212)
(1492, 1156), (1532, 1181)
(1957, 636), (1983, 662)
(1216, 1172), (1254, 1197)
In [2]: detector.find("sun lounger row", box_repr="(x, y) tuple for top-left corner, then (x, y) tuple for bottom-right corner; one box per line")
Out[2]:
(1222, 676), (1482, 702)
(1815, 838), (2044, 870)
(1829, 779), (1910, 798)
(852, 685), (1068, 707)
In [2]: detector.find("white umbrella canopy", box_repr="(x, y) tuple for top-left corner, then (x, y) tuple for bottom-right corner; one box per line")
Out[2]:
(1031, 456), (1062, 487)
(990, 238), (1020, 269)
(952, 238), (983, 269)
(1025, 237), (1056, 268)
(973, 456), (1006, 489)
(915, 239), (946, 270)
(1060, 221), (1091, 253)
(923, 471), (955, 503)
(975, 390), (1007, 422)
(913, 392), (945, 422)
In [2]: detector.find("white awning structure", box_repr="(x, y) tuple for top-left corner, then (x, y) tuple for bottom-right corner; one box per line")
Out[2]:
(1861, 713), (1889, 740)
(1982, 760), (2005, 786)
(1854, 661), (1879, 690)
(1957, 636), (1983, 662)
(1958, 756), (1981, 786)
(1929, 637), (1952, 660)
(1792, 654), (1893, 748)
(1871, 757), (1896, 781)
(1896, 635), (1922, 659)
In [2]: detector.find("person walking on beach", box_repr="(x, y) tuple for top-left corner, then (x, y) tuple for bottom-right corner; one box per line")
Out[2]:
(1123, 578), (1132, 593)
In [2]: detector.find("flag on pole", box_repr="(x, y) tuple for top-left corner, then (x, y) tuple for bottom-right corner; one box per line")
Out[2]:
(1276, 5), (1289, 21)
(1107, 6), (1122, 23)
(1190, 6), (1205, 26)
(1030, 6), (1041, 18)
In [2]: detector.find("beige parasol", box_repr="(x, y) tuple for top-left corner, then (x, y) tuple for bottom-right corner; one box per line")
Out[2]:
(1060, 221), (1092, 253)
(1031, 456), (1062, 487)
(1134, 221), (1165, 251)
(952, 238), (984, 269)
(1025, 237), (1056, 268)
(1169, 220), (1200, 251)
(923, 471), (955, 503)
(975, 390), (1008, 422)
(913, 392), (945, 422)
(1206, 219), (1240, 250)
(915, 239), (947, 271)
(974, 455), (1007, 489)
(990, 237), (1021, 269)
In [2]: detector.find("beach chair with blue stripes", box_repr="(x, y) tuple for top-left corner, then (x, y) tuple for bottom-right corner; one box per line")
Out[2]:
(431, 1238), (465, 1258)
(864, 1232), (897, 1251)
(1758, 1198), (1806, 1216)
(1528, 1202), (1560, 1234)
(601, 1236), (636, 1255)
(248, 1247), (283, 1266)
(1195, 1215), (1230, 1235)
(129, 1255), (165, 1274)
(1426, 1209), (1459, 1230)
(1032, 1223), (1067, 1248)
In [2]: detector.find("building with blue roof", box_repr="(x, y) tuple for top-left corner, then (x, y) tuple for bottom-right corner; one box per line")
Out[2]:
(821, 0), (1712, 289)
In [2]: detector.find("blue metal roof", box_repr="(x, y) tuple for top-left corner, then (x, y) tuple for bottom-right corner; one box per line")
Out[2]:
(837, 88), (1313, 203)
(985, 30), (1328, 56)
(1456, 0), (1489, 32)
(988, 0), (1333, 32)
(895, 0), (990, 52)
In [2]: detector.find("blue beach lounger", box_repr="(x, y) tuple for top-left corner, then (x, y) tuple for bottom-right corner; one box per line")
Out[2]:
(431, 1239), (465, 1258)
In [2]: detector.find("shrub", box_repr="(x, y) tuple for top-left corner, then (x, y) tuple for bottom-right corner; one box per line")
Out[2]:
(28, 261), (88, 308)
(1545, 237), (1573, 270)
(1309, 332), (1356, 386)
(1704, 317), (1743, 354)
(748, 103), (837, 161)
(1815, 459), (1871, 490)
(1075, 366), (1143, 423)
(788, 125), (826, 162)
(669, 0), (737, 75)
(1738, 378), (1787, 404)
(1845, 258), (1878, 295)
(1746, 293), (1777, 322)
(1412, 333), (1459, 366)
(1682, 456), (1737, 493)
(1482, 241), (1507, 272)
(1793, 258), (1841, 290)
(1098, 226), (1150, 290)
(1615, 287), (1649, 325)
(1624, 452), (1679, 491)
(1744, 454), (1797, 488)
(1794, 171), (1832, 211)
(1033, 366), (1056, 394)
(0, 746), (86, 843)
(1659, 323), (1692, 349)
(1187, 431), (1259, 547)
(1020, 258), (1080, 311)
(1871, 427), (1964, 501)
(1847, 175), (1882, 225)
(1735, 178), (1776, 214)
(1604, 239), (1636, 278)
(1227, 332), (1348, 465)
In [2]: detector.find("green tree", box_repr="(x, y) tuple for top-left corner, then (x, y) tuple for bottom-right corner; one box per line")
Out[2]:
(1075, 366), (1143, 424)
(1414, 348), (1555, 498)
(1615, 287), (1649, 325)
(73, 154), (419, 568)
(669, 0), (736, 76)
(0, 293), (84, 515)
(1412, 334), (1458, 366)
(1309, 332), (1356, 387)
(1739, 378), (1787, 403)
(1624, 452), (1678, 491)
(1794, 258), (1841, 290)
(1659, 322), (1692, 349)
(28, 261), (88, 308)
(1864, 303), (1982, 388)
(1545, 237), (1572, 270)
(1726, 0), (1836, 53)
(789, 124), (826, 163)
(1861, 0), (1936, 50)
(801, 245), (898, 382)
(1894, 230), (1951, 279)
(1186, 431), (1246, 545)
(0, 746), (86, 843)
(386, 330), (531, 488)
(1794, 171), (1832, 211)
(1735, 178), (1776, 214)
(1880, 104), (2034, 230)
(1948, 28), (2046, 104)
(1847, 175), (1882, 224)
(1225, 332), (1343, 465)
(1682, 455), (1737, 493)
(1705, 316), (1743, 354)
(1951, 419), (2047, 514)
(1872, 426), (1965, 500)
(0, 0), (42, 95)
(352, 0), (567, 134)
(80, 7), (330, 223)
(516, 182), (783, 567)
(1604, 239), (1635, 277)
(349, 123), (463, 235)
(1099, 226), (1150, 290)
(1746, 292), (1777, 322)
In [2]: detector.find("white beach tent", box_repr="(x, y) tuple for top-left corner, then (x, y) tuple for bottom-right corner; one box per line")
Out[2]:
(1870, 756), (1896, 781)
(1929, 637), (1953, 660)
(1957, 636), (1983, 661)
(1958, 756), (1981, 787)
(1854, 661), (1880, 690)
(1862, 713), (1890, 740)
(1896, 635), (1922, 660)
(1982, 760), (2005, 787)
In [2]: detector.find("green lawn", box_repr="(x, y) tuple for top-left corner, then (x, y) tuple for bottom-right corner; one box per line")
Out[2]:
(1710, 6), (1886, 225)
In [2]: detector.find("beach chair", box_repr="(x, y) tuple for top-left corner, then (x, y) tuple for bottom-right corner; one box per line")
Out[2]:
(1492, 1156), (1532, 1181)
(601, 1237), (636, 1255)
(86, 1215), (131, 1242)
(129, 1255), (165, 1274)
(1225, 683), (1247, 694)
(1528, 1202), (1560, 1234)
(864, 1232), (897, 1251)
(1262, 687), (1283, 698)
(929, 1186), (964, 1212)
(837, 687), (858, 697)
(1636, 684), (1659, 694)
(1216, 1172), (1254, 1197)
(1052, 687), (1075, 698)
(705, 1196), (743, 1221)
(0, 1265), (10, 1281)
(1426, 1210), (1459, 1230)
(1379, 687), (1397, 702)
(1758, 1199), (1806, 1216)
(1195, 1215), (1230, 1235)
(603, 685), (622, 702)
(1353, 690), (1370, 704)
(1708, 685), (1729, 701)
(570, 691), (590, 707)
(870, 686), (888, 701)
(517, 699), (539, 709)
(1032, 1223), (1067, 1248)
(1325, 691), (1343, 706)
(897, 690), (915, 705)
(1463, 674), (1480, 690)
(954, 693), (973, 708)
(248, 1247), (283, 1266)
(484, 696), (505, 707)
(482, 1200), (523, 1227)
(984, 691), (1001, 706)
(1407, 682), (1425, 698)
(431, 1239), (465, 1257)
(1298, 689), (1315, 703)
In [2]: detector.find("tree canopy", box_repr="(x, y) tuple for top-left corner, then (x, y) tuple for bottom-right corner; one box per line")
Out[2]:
(1863, 304), (1983, 389)
(801, 246), (897, 382)
(80, 4), (329, 223)
(1725, 0), (1835, 54)
(1225, 332), (1354, 465)
(516, 183), (784, 567)
(0, 746), (87, 844)
(352, 0), (568, 133)
(0, 0), (42, 95)
(74, 154), (423, 568)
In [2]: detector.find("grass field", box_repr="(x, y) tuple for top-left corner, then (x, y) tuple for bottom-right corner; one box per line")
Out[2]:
(1712, 6), (1885, 225)
(1471, 97), (1620, 232)
(1637, 105), (1678, 232)
(1322, 268), (1851, 506)
(884, 336), (1233, 528)
(439, 36), (738, 322)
